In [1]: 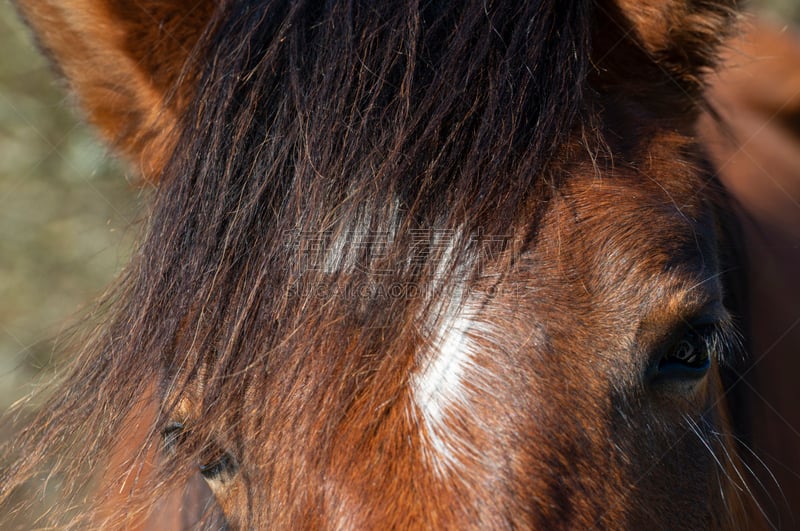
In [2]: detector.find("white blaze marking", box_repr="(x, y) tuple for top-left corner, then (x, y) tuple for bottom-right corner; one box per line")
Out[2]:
(413, 305), (479, 475)
(409, 228), (487, 476)
(416, 313), (473, 423)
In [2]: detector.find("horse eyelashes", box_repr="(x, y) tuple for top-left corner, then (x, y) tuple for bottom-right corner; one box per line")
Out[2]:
(161, 421), (238, 483)
(162, 421), (186, 454)
(200, 451), (239, 483)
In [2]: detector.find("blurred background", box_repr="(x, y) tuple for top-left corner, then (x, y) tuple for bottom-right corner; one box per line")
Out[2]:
(0, 3), (143, 434)
(0, 0), (797, 527)
(761, 0), (800, 20)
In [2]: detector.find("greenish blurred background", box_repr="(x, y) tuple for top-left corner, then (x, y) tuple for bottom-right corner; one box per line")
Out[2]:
(763, 0), (800, 20)
(0, 0), (797, 527)
(0, 1), (142, 420)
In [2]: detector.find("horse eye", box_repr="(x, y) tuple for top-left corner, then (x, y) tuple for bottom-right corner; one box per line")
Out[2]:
(200, 452), (238, 483)
(656, 328), (712, 380)
(162, 421), (185, 453)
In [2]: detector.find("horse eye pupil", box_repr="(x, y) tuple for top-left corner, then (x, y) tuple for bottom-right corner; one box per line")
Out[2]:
(675, 340), (694, 360)
(664, 332), (709, 369)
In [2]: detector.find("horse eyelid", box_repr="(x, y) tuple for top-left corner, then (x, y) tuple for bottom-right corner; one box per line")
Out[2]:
(200, 452), (239, 482)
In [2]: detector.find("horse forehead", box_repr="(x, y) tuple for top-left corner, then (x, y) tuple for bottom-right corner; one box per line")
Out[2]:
(540, 174), (719, 281)
(409, 178), (720, 420)
(511, 173), (725, 342)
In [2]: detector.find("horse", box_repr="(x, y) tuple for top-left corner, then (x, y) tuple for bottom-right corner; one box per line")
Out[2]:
(1, 0), (797, 528)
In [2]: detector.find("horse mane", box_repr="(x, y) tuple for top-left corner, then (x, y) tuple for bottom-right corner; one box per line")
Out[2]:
(2, 0), (744, 527)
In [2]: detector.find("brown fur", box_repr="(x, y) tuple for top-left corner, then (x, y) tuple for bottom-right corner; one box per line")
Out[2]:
(2, 0), (781, 529)
(13, 0), (216, 179)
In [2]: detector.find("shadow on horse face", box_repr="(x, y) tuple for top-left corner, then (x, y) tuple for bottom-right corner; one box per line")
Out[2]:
(4, 0), (784, 529)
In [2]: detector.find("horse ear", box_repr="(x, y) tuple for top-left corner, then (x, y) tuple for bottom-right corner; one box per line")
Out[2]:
(14, 0), (218, 180)
(594, 0), (740, 100)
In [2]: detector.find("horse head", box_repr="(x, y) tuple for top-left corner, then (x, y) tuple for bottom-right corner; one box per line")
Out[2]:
(4, 0), (780, 528)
